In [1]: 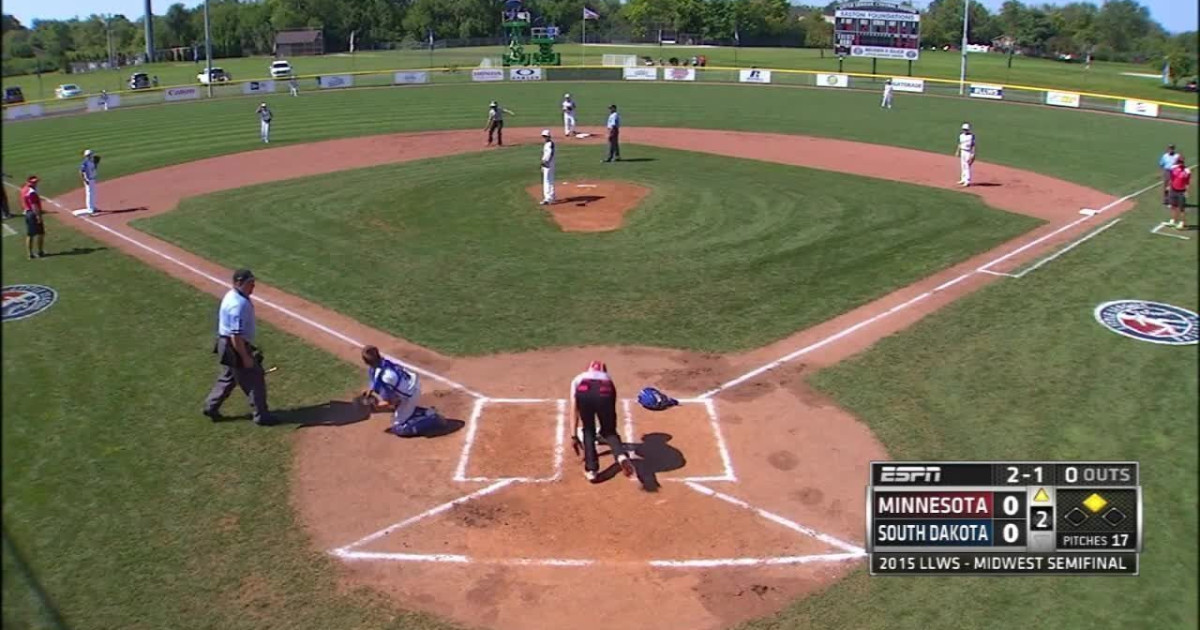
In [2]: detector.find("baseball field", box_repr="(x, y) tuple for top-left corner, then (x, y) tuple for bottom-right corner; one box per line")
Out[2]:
(4, 46), (1197, 107)
(2, 76), (1197, 630)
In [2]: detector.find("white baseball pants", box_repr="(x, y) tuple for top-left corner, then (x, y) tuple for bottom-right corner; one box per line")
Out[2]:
(85, 180), (97, 212)
(564, 112), (576, 135)
(881, 93), (892, 108)
(960, 152), (973, 185)
(390, 371), (422, 426)
(261, 121), (271, 143)
(542, 166), (555, 203)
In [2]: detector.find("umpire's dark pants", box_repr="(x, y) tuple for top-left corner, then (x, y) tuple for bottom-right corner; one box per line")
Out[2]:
(205, 338), (270, 422)
(577, 389), (624, 473)
(606, 128), (621, 161)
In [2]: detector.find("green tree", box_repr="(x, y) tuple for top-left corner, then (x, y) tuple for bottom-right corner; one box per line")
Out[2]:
(802, 8), (832, 49)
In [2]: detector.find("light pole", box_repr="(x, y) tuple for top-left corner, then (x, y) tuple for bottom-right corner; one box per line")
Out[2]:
(958, 0), (969, 95)
(203, 0), (213, 98)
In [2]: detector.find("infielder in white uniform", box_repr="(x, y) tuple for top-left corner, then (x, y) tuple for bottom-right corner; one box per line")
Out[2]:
(881, 79), (894, 109)
(256, 103), (272, 143)
(956, 123), (976, 186)
(80, 149), (99, 214)
(540, 129), (556, 205)
(562, 93), (577, 136)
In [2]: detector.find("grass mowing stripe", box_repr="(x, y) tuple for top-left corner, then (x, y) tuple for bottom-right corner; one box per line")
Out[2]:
(4, 83), (1194, 199)
(134, 145), (1040, 355)
(754, 195), (1197, 630)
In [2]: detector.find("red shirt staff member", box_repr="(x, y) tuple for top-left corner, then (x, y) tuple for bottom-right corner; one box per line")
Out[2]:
(569, 360), (635, 482)
(20, 175), (46, 259)
(1167, 155), (1191, 230)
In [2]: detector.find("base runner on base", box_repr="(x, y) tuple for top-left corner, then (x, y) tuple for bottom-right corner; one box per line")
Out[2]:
(570, 360), (634, 482)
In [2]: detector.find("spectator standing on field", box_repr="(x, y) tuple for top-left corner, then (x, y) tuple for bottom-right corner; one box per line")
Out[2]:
(203, 268), (278, 426)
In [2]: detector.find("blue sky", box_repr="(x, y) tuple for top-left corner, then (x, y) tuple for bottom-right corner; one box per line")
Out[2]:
(3, 0), (1197, 33)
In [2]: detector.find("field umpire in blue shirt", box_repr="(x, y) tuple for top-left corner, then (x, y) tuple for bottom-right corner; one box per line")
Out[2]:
(203, 268), (278, 425)
(603, 104), (621, 163)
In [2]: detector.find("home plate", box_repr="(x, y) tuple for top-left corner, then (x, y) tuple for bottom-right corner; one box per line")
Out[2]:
(1079, 208), (1097, 216)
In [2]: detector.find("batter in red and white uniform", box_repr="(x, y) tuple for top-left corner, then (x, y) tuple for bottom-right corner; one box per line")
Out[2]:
(569, 360), (634, 482)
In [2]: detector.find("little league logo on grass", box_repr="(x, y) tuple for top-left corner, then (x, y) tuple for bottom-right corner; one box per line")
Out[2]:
(2, 284), (58, 322)
(1094, 300), (1198, 345)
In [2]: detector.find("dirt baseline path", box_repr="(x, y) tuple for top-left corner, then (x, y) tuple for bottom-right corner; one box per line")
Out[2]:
(39, 126), (1136, 630)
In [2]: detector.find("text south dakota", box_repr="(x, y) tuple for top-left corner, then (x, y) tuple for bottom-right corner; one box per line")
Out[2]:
(876, 523), (990, 543)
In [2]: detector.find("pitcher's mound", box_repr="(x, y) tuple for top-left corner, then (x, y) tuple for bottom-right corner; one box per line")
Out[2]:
(524, 180), (651, 232)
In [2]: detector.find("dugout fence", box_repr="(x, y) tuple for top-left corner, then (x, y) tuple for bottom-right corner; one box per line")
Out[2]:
(4, 64), (1195, 124)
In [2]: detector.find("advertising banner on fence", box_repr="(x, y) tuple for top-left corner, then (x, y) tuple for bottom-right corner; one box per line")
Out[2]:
(509, 67), (543, 81)
(1123, 100), (1159, 118)
(318, 74), (354, 89)
(623, 67), (658, 81)
(164, 87), (200, 102)
(242, 80), (276, 94)
(1045, 90), (1081, 108)
(891, 77), (925, 93)
(969, 84), (1004, 100)
(663, 67), (696, 81)
(393, 71), (429, 85)
(817, 73), (849, 88)
(472, 68), (505, 82)
(86, 94), (121, 111)
(4, 104), (44, 120)
(739, 69), (772, 84)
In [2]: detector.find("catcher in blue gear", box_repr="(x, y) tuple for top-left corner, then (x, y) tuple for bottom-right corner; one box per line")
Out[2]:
(360, 345), (444, 437)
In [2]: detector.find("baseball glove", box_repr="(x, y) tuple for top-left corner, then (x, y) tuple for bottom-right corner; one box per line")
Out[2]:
(92, 155), (102, 166)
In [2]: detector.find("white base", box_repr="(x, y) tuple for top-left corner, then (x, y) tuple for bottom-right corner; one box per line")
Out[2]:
(1079, 208), (1097, 216)
(71, 209), (96, 217)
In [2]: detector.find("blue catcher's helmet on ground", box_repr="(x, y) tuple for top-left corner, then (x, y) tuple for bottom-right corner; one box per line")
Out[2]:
(637, 386), (679, 411)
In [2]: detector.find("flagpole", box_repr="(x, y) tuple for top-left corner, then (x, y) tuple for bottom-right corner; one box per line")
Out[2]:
(582, 17), (586, 67)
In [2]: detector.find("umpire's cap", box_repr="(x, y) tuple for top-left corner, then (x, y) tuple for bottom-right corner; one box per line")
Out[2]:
(233, 268), (256, 284)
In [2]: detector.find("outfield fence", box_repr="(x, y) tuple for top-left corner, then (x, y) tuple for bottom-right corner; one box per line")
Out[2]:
(4, 64), (1196, 124)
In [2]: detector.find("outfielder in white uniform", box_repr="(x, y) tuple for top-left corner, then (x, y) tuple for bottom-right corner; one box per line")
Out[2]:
(289, 77), (299, 97)
(562, 93), (577, 136)
(256, 103), (272, 143)
(956, 123), (976, 186)
(881, 79), (894, 109)
(540, 130), (556, 205)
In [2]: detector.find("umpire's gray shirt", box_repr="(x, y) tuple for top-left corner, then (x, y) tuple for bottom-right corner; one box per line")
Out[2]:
(218, 288), (256, 342)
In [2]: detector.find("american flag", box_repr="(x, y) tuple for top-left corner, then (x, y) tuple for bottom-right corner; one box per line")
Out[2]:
(583, 7), (600, 20)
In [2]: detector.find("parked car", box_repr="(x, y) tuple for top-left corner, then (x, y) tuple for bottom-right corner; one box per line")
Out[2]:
(2, 86), (24, 104)
(55, 83), (83, 99)
(269, 60), (293, 78)
(197, 67), (232, 84)
(129, 72), (151, 90)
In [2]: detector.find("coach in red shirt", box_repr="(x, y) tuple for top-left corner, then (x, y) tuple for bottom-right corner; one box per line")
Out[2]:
(1168, 156), (1192, 230)
(20, 175), (46, 259)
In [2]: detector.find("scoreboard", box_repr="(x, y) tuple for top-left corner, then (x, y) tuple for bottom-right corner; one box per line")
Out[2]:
(834, 1), (921, 61)
(867, 461), (1141, 575)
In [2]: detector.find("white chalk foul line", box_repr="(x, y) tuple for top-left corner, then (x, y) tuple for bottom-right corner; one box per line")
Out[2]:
(9, 185), (486, 400)
(704, 399), (737, 482)
(1011, 218), (1122, 278)
(1, 222), (16, 237)
(699, 178), (1160, 399)
(332, 479), (517, 556)
(685, 482), (866, 555)
(453, 398), (488, 481)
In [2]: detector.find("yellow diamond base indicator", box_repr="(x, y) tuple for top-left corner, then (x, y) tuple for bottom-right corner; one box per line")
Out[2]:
(1034, 488), (1050, 503)
(1083, 493), (1109, 513)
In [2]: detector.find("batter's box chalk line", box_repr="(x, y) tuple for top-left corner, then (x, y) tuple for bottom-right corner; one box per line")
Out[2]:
(328, 479), (865, 567)
(453, 398), (735, 485)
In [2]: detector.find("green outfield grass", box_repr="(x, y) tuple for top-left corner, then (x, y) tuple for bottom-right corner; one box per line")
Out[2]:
(0, 222), (456, 630)
(3, 45), (1196, 106)
(759, 195), (1198, 630)
(1, 82), (1193, 203)
(131, 145), (1037, 354)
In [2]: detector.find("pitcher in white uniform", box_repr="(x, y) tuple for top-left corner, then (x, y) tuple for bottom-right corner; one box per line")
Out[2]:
(540, 129), (556, 205)
(956, 123), (976, 186)
(562, 93), (576, 136)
